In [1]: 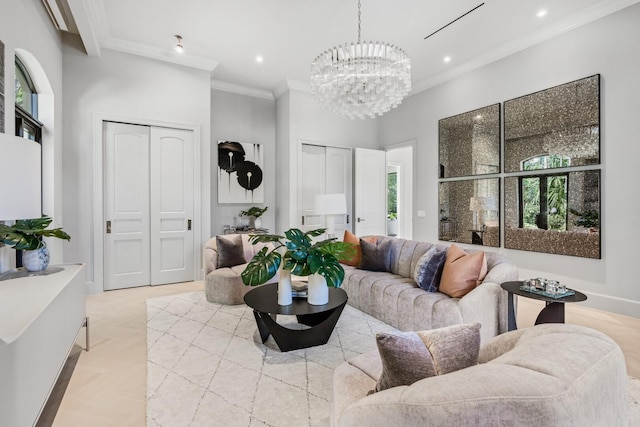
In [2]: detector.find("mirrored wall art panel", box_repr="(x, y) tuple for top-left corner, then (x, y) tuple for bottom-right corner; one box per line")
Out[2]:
(439, 178), (500, 247)
(439, 103), (500, 178)
(504, 75), (600, 173)
(504, 170), (600, 258)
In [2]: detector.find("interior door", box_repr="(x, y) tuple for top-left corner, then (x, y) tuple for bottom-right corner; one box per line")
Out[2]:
(299, 144), (326, 232)
(354, 148), (387, 236)
(104, 122), (151, 290)
(150, 127), (195, 285)
(325, 147), (352, 238)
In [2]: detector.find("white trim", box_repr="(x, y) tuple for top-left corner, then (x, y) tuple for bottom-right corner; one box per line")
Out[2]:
(411, 0), (640, 96)
(273, 79), (312, 99)
(67, 0), (102, 57)
(384, 140), (417, 240)
(102, 37), (219, 72)
(92, 113), (202, 292)
(210, 79), (274, 100)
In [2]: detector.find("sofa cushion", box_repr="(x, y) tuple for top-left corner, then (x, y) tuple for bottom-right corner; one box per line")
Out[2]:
(413, 247), (447, 292)
(439, 244), (487, 298)
(215, 235), (247, 268)
(340, 231), (376, 267)
(360, 238), (392, 272)
(374, 323), (481, 392)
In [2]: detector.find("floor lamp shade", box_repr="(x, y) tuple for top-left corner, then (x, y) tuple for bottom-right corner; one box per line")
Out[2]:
(0, 134), (42, 220)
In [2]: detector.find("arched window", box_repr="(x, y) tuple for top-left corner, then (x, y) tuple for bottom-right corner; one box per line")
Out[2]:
(15, 56), (43, 142)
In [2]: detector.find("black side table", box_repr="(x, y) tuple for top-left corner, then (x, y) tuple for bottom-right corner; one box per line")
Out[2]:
(501, 281), (587, 331)
(243, 283), (347, 352)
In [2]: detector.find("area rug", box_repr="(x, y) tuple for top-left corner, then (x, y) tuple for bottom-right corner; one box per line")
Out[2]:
(147, 291), (640, 427)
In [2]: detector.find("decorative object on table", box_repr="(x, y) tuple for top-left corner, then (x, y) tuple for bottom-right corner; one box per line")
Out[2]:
(314, 194), (347, 239)
(277, 265), (292, 305)
(310, 0), (410, 119)
(0, 215), (71, 272)
(217, 140), (264, 203)
(239, 206), (268, 230)
(520, 277), (575, 299)
(240, 228), (356, 305)
(291, 280), (308, 298)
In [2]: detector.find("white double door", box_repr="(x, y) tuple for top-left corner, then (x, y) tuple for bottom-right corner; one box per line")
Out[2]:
(299, 144), (352, 239)
(103, 121), (195, 290)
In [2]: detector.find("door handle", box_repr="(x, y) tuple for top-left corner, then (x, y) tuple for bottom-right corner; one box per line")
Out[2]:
(357, 217), (365, 223)
(302, 216), (305, 226)
(346, 214), (349, 224)
(106, 221), (111, 234)
(187, 219), (192, 230)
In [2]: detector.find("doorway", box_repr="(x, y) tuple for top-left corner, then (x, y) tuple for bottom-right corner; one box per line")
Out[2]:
(102, 121), (195, 290)
(386, 144), (413, 239)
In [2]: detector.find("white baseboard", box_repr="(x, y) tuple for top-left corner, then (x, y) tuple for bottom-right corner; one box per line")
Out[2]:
(85, 281), (103, 295)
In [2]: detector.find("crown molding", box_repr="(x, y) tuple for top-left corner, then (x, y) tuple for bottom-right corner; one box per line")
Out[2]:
(101, 37), (219, 72)
(210, 80), (274, 100)
(66, 0), (102, 56)
(411, 0), (640, 95)
(273, 78), (312, 98)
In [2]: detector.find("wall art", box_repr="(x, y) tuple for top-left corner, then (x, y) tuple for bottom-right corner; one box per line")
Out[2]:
(217, 140), (264, 203)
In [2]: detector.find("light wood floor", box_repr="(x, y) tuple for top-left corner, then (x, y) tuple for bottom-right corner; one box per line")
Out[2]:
(50, 281), (640, 426)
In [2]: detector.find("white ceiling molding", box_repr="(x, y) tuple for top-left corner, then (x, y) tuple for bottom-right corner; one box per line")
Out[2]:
(273, 79), (312, 99)
(102, 37), (219, 72)
(210, 79), (274, 101)
(66, 0), (102, 56)
(411, 0), (640, 96)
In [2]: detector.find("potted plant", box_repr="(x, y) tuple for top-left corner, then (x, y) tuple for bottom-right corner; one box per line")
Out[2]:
(387, 212), (398, 236)
(241, 228), (355, 305)
(239, 206), (268, 229)
(0, 215), (71, 271)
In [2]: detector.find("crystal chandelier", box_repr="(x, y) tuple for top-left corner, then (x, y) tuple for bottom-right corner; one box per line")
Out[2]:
(310, 0), (411, 120)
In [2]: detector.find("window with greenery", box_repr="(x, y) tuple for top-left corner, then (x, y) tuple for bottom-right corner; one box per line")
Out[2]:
(15, 56), (42, 143)
(387, 172), (397, 219)
(520, 174), (568, 231)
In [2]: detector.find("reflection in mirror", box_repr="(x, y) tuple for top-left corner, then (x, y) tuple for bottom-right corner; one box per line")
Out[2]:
(439, 104), (500, 178)
(504, 75), (600, 173)
(439, 178), (500, 247)
(504, 170), (600, 259)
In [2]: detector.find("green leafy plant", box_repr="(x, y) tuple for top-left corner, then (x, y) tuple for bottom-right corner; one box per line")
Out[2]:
(0, 215), (71, 250)
(387, 212), (397, 220)
(241, 228), (356, 288)
(239, 206), (268, 218)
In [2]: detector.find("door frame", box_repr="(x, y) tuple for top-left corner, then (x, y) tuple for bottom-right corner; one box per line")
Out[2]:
(92, 113), (203, 293)
(384, 139), (416, 239)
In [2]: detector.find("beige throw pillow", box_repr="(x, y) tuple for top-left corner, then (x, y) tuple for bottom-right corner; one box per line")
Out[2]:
(374, 323), (481, 392)
(438, 244), (487, 298)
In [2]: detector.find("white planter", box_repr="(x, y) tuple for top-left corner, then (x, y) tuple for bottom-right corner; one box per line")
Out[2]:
(254, 217), (262, 229)
(22, 244), (50, 272)
(278, 267), (292, 305)
(307, 273), (329, 305)
(387, 219), (399, 236)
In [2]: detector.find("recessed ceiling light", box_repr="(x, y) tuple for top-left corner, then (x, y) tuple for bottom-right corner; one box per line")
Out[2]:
(537, 9), (548, 18)
(444, 56), (452, 63)
(255, 55), (264, 64)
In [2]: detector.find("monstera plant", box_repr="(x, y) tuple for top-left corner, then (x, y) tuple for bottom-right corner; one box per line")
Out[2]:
(0, 215), (70, 250)
(240, 228), (355, 288)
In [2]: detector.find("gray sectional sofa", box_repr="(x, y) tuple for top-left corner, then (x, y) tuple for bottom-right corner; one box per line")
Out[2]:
(342, 236), (518, 345)
(332, 324), (628, 426)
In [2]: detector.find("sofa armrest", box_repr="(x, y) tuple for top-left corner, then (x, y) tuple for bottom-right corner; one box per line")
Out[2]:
(482, 262), (518, 286)
(203, 237), (218, 276)
(457, 281), (509, 344)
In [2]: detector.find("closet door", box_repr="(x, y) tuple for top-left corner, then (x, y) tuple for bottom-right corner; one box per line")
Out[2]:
(150, 127), (195, 285)
(325, 147), (352, 238)
(104, 122), (151, 290)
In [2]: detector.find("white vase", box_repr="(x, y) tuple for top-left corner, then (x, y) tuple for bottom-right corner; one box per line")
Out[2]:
(278, 267), (292, 305)
(22, 244), (50, 272)
(307, 273), (329, 305)
(254, 217), (262, 229)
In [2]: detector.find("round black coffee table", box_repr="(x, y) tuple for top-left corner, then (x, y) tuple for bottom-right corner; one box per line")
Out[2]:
(243, 283), (348, 352)
(501, 281), (587, 331)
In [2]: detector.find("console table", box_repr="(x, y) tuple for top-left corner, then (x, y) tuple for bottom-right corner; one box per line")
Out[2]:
(0, 264), (86, 427)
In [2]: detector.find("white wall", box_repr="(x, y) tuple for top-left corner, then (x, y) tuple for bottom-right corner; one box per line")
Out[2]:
(276, 88), (380, 233)
(210, 89), (276, 235)
(379, 4), (640, 317)
(0, 0), (64, 271)
(62, 43), (211, 292)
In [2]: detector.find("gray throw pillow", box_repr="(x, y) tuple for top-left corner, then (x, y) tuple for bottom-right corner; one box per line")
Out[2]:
(374, 323), (481, 392)
(216, 235), (246, 268)
(414, 249), (447, 292)
(359, 238), (392, 272)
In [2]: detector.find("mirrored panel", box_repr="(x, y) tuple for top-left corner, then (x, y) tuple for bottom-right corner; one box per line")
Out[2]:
(504, 75), (600, 173)
(439, 178), (500, 247)
(439, 104), (500, 178)
(504, 170), (600, 259)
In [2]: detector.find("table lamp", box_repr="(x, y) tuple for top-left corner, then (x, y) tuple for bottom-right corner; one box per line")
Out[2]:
(0, 133), (42, 221)
(314, 193), (347, 238)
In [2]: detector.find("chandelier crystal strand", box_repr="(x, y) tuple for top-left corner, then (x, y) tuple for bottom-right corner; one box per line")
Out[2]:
(310, 0), (411, 119)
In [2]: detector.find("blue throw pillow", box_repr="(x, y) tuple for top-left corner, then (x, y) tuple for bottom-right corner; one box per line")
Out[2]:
(415, 249), (447, 292)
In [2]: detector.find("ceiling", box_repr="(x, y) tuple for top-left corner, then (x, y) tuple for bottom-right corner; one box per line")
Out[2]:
(64, 0), (638, 98)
